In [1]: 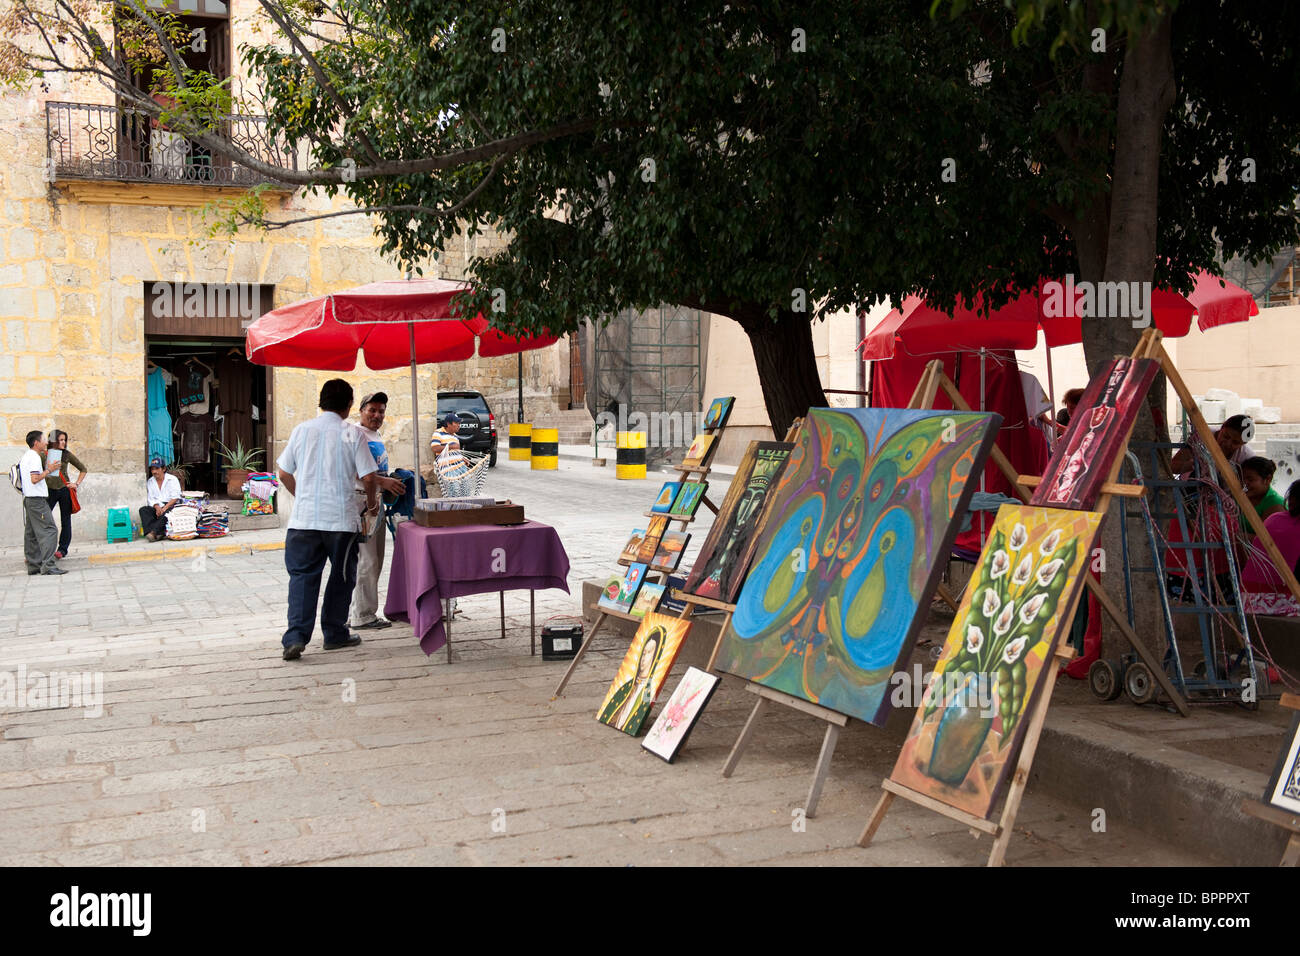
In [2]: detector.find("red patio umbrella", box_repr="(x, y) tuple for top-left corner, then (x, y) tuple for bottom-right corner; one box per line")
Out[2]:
(246, 277), (557, 469)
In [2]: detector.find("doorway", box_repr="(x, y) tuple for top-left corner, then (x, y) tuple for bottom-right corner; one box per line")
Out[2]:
(144, 338), (271, 498)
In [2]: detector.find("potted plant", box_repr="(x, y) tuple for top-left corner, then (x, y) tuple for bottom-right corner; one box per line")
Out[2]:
(216, 439), (264, 499)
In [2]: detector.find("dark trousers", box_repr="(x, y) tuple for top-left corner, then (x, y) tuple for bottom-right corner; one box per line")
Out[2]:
(47, 486), (73, 554)
(283, 528), (360, 648)
(139, 503), (175, 539)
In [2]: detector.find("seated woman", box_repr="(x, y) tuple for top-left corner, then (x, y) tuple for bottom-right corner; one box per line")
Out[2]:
(140, 456), (182, 542)
(1240, 480), (1300, 616)
(1240, 456), (1285, 530)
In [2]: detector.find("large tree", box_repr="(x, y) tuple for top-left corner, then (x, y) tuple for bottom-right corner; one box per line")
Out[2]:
(4, 0), (1298, 434)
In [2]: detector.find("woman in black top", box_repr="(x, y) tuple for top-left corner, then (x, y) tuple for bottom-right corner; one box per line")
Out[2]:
(45, 429), (88, 559)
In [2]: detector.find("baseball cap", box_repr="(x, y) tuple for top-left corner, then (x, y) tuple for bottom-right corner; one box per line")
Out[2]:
(149, 456), (165, 469)
(359, 391), (389, 408)
(441, 413), (461, 428)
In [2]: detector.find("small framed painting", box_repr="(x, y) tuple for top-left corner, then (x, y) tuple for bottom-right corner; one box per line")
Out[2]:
(1265, 712), (1300, 815)
(598, 563), (647, 615)
(669, 481), (708, 518)
(635, 516), (669, 565)
(630, 582), (666, 619)
(652, 531), (691, 571)
(681, 434), (715, 469)
(642, 666), (721, 762)
(619, 529), (647, 563)
(703, 397), (735, 431)
(651, 482), (682, 514)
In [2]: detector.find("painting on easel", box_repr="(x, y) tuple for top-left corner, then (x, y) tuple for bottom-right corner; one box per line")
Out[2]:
(1265, 713), (1300, 815)
(890, 505), (1102, 818)
(1031, 357), (1158, 510)
(642, 666), (721, 762)
(636, 516), (669, 565)
(715, 408), (1001, 725)
(703, 397), (735, 431)
(596, 613), (692, 736)
(683, 441), (792, 603)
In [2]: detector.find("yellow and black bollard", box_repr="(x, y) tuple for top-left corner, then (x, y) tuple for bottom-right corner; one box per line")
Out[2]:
(530, 427), (559, 470)
(615, 431), (647, 479)
(508, 423), (532, 461)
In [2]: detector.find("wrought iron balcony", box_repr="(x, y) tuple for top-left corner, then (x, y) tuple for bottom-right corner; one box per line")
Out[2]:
(46, 100), (298, 188)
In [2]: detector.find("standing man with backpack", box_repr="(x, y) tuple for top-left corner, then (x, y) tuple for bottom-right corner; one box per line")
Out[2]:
(17, 431), (66, 575)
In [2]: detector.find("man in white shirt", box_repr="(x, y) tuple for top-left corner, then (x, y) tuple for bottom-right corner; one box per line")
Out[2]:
(348, 392), (407, 630)
(276, 380), (380, 661)
(21, 430), (65, 575)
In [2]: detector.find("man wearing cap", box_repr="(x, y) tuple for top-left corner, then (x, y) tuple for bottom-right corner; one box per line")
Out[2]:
(141, 455), (183, 542)
(276, 379), (380, 661)
(348, 392), (408, 630)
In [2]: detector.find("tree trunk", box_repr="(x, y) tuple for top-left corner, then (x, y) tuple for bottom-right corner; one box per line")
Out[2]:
(1080, 13), (1177, 667)
(734, 309), (829, 436)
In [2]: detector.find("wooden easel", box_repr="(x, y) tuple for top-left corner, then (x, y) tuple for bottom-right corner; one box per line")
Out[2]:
(1240, 693), (1300, 867)
(552, 410), (733, 697)
(915, 330), (1191, 715)
(860, 645), (1076, 866)
(858, 329), (1167, 865)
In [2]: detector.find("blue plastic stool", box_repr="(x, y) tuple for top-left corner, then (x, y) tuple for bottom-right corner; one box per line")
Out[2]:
(106, 507), (134, 543)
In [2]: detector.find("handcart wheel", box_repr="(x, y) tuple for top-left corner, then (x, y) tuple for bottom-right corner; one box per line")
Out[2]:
(1123, 661), (1157, 705)
(1192, 659), (1206, 679)
(1088, 659), (1123, 702)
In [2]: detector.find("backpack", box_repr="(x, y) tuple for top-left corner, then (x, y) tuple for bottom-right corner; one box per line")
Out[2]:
(9, 462), (23, 494)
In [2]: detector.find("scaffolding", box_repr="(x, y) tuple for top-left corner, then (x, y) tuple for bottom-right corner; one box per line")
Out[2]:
(588, 305), (704, 463)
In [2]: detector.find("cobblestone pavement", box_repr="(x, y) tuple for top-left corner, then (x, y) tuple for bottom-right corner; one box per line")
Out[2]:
(0, 456), (1207, 865)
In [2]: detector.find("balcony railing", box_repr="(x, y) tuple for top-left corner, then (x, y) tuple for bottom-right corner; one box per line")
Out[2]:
(46, 100), (298, 188)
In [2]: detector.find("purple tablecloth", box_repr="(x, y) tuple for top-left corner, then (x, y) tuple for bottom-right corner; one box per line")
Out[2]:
(385, 519), (570, 655)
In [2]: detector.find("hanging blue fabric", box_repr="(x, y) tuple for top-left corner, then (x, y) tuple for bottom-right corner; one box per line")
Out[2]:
(147, 366), (175, 464)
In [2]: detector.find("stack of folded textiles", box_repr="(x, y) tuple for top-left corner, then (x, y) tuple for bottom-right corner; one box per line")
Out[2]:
(165, 500), (201, 540)
(197, 506), (230, 538)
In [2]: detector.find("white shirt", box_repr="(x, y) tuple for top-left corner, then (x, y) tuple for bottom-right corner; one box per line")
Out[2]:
(278, 411), (378, 532)
(20, 449), (46, 498)
(146, 472), (182, 507)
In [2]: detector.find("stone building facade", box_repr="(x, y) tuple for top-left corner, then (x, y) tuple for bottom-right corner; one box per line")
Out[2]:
(0, 1), (571, 543)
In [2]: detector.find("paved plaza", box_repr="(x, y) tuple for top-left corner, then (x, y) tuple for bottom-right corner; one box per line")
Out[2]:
(0, 455), (1211, 865)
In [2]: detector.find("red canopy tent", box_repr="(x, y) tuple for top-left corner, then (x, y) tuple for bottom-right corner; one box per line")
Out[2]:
(246, 278), (558, 468)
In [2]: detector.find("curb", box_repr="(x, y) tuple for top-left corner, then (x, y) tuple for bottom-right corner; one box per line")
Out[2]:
(86, 540), (285, 566)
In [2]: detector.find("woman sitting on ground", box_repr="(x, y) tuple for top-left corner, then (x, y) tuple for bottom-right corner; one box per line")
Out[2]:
(140, 456), (182, 542)
(1241, 480), (1300, 616)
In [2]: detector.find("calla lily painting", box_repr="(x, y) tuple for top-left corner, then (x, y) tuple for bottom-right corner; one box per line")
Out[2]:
(890, 504), (1103, 818)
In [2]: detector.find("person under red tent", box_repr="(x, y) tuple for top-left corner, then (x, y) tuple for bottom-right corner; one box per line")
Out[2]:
(1241, 480), (1300, 617)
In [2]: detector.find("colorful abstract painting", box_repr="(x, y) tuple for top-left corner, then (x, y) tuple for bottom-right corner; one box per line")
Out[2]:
(596, 612), (692, 736)
(890, 505), (1103, 818)
(1031, 357), (1158, 510)
(636, 516), (669, 565)
(642, 666), (721, 762)
(652, 531), (691, 571)
(1265, 713), (1300, 815)
(630, 582), (666, 619)
(683, 441), (793, 603)
(651, 482), (682, 513)
(682, 434), (715, 469)
(669, 481), (708, 518)
(715, 408), (1001, 725)
(620, 529), (646, 564)
(598, 562), (647, 615)
(703, 397), (735, 431)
